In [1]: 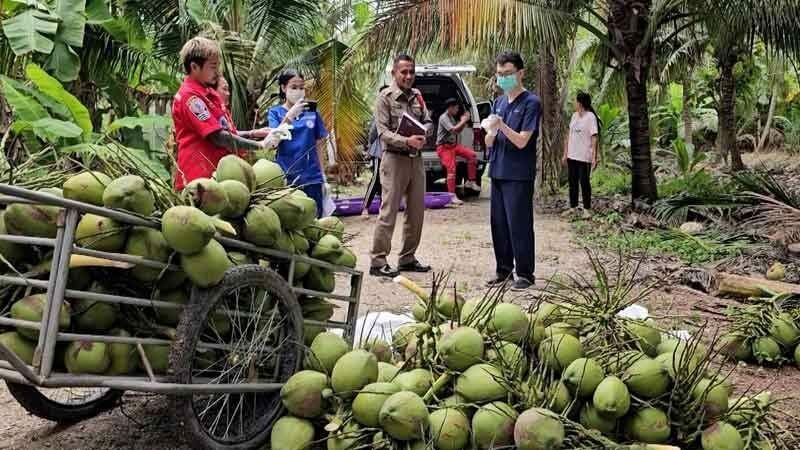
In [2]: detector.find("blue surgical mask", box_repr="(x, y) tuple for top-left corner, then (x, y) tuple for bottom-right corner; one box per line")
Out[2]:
(496, 74), (518, 92)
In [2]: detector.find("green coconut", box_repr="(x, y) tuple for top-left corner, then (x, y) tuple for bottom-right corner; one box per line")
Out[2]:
(728, 392), (771, 425)
(472, 401), (518, 449)
(656, 338), (681, 355)
(216, 155), (256, 190)
(227, 251), (253, 266)
(291, 231), (310, 254)
(102, 175), (155, 216)
(579, 403), (616, 434)
(363, 338), (392, 363)
(312, 234), (344, 263)
(304, 332), (349, 374)
(625, 407), (671, 443)
(547, 381), (572, 414)
(534, 302), (562, 325)
(795, 343), (800, 368)
(769, 312), (799, 347)
(528, 318), (547, 348)
(592, 376), (631, 419)
(622, 357), (671, 398)
(429, 408), (470, 450)
(270, 231), (294, 254)
(766, 263), (785, 281)
(266, 189), (309, 231)
(752, 336), (782, 365)
(293, 193), (318, 230)
(377, 362), (401, 383)
(327, 422), (363, 450)
(124, 227), (171, 282)
(180, 239), (233, 288)
(106, 328), (139, 375)
(378, 391), (429, 440)
(331, 349), (378, 396)
(154, 289), (188, 327)
(280, 370), (330, 418)
(305, 266), (335, 293)
(656, 342), (705, 378)
(0, 331), (35, 364)
(143, 344), (170, 373)
(243, 205), (282, 247)
(514, 408), (565, 450)
(65, 341), (111, 374)
(0, 211), (25, 265)
(538, 334), (584, 372)
(73, 296), (118, 333)
(253, 158), (286, 189)
(294, 259), (311, 280)
(440, 393), (469, 411)
(563, 357), (605, 397)
(392, 323), (428, 353)
(487, 341), (526, 378)
(455, 363), (506, 403)
(63, 171), (112, 205)
(692, 379), (729, 418)
(437, 326), (484, 371)
(161, 206), (216, 254)
(184, 178), (229, 216)
(434, 293), (465, 320)
(11, 294), (70, 340)
(701, 422), (744, 450)
(394, 368), (433, 396)
(543, 321), (579, 340)
(75, 214), (127, 252)
(352, 382), (402, 427)
(334, 247), (357, 269)
(4, 188), (62, 238)
(488, 303), (529, 343)
(626, 319), (662, 356)
(219, 180), (251, 219)
(270, 416), (315, 450)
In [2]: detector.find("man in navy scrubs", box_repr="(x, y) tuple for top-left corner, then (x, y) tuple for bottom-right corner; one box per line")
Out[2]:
(484, 51), (541, 291)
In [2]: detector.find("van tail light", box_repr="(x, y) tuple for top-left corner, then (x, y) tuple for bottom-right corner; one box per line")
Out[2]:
(473, 127), (486, 152)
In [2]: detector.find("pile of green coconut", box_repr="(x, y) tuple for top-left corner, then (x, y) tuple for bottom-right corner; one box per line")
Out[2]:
(0, 155), (354, 376)
(270, 275), (792, 450)
(720, 291), (800, 369)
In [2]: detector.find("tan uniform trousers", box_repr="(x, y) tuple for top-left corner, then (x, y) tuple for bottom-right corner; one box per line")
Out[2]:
(370, 151), (426, 267)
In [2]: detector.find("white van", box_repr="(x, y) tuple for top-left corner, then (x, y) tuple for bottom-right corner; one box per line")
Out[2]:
(381, 64), (492, 192)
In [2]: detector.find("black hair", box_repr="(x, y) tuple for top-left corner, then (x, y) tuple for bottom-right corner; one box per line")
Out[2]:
(379, 84), (389, 92)
(577, 91), (602, 134)
(277, 69), (305, 100)
(496, 51), (524, 70)
(183, 55), (207, 74)
(393, 53), (415, 66)
(444, 97), (459, 108)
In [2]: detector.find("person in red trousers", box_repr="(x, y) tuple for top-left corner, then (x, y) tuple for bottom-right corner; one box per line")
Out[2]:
(436, 98), (480, 204)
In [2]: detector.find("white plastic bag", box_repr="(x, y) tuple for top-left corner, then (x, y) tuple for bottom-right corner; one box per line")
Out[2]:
(329, 311), (414, 347)
(616, 304), (649, 320)
(322, 183), (336, 217)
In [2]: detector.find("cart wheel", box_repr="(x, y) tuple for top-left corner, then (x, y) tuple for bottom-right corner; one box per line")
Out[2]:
(172, 265), (304, 450)
(5, 382), (122, 422)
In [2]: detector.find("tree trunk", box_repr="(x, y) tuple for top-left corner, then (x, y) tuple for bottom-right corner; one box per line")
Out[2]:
(536, 40), (564, 198)
(718, 57), (744, 170)
(756, 82), (778, 153)
(625, 69), (657, 202)
(682, 78), (693, 146)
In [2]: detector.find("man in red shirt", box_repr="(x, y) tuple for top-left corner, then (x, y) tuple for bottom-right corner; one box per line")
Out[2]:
(172, 37), (275, 190)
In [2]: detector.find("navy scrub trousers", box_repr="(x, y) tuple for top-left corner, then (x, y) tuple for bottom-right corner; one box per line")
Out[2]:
(490, 179), (535, 281)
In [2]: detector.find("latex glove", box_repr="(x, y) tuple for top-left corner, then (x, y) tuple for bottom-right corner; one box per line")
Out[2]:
(272, 123), (294, 141)
(260, 133), (281, 149)
(481, 114), (501, 136)
(285, 101), (307, 122)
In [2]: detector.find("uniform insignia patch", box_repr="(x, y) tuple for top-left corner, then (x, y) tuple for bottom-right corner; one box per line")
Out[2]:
(220, 116), (229, 129)
(188, 96), (211, 121)
(306, 119), (315, 129)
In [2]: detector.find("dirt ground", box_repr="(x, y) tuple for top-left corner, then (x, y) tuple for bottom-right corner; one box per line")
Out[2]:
(1, 193), (797, 448)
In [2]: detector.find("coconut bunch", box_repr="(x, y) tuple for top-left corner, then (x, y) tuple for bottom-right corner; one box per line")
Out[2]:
(720, 293), (800, 368)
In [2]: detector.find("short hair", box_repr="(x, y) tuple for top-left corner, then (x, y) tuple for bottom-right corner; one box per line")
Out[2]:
(393, 53), (415, 66)
(180, 37), (221, 74)
(444, 98), (459, 108)
(495, 51), (524, 70)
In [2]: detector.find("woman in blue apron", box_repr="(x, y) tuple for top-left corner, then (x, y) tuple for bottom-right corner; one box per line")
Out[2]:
(267, 69), (329, 217)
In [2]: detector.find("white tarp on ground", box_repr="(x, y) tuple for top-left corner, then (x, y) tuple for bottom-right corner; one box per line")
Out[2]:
(329, 311), (414, 346)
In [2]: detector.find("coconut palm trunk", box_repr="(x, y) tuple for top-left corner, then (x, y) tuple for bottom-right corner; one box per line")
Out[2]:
(537, 40), (564, 197)
(717, 55), (744, 171)
(682, 78), (693, 146)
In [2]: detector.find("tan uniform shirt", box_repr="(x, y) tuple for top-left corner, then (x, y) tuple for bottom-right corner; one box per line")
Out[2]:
(375, 82), (432, 154)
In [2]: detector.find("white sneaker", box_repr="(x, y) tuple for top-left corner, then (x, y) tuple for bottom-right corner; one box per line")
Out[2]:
(464, 181), (481, 192)
(451, 196), (464, 205)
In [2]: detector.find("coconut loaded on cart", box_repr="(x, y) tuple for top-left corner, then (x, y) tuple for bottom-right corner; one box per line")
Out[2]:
(0, 155), (362, 450)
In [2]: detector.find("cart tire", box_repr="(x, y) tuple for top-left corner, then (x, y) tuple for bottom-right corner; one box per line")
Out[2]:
(172, 265), (304, 450)
(5, 382), (123, 422)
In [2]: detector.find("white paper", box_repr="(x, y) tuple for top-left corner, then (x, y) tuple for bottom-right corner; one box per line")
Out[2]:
(616, 304), (649, 320)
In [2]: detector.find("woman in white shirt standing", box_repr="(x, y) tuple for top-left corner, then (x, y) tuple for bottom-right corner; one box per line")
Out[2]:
(562, 92), (600, 215)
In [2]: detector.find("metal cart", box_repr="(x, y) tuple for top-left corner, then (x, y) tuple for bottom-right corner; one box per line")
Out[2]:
(0, 184), (363, 450)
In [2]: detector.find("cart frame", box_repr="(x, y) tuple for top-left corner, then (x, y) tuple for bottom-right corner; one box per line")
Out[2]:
(0, 183), (363, 395)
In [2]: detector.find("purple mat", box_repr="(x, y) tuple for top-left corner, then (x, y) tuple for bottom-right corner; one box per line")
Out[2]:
(333, 192), (452, 216)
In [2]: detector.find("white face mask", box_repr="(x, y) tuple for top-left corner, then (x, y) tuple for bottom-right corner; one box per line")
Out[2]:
(286, 88), (305, 104)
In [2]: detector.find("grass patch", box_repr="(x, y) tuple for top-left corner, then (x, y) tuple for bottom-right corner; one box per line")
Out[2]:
(572, 213), (759, 265)
(591, 166), (631, 196)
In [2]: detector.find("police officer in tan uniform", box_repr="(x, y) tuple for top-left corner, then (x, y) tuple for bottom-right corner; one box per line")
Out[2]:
(370, 54), (432, 278)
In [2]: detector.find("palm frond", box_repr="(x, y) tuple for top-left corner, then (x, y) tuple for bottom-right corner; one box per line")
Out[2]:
(650, 191), (749, 226)
(734, 170), (800, 209)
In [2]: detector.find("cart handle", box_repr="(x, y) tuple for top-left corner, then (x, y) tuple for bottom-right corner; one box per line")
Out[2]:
(0, 341), (41, 385)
